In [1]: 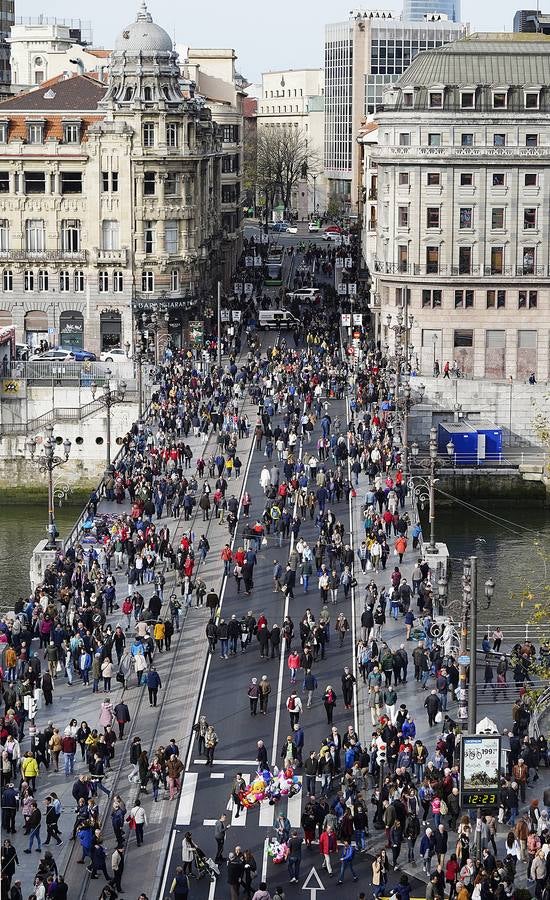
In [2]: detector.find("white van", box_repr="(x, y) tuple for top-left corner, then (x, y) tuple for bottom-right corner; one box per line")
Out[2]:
(286, 288), (321, 303)
(258, 309), (300, 330)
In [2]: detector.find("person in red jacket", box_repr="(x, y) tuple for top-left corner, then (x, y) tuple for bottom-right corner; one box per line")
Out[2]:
(320, 825), (337, 877)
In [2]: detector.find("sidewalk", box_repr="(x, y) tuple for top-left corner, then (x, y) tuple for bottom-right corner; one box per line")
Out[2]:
(9, 377), (257, 899)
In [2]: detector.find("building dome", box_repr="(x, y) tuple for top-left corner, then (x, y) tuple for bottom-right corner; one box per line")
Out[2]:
(115, 1), (173, 53)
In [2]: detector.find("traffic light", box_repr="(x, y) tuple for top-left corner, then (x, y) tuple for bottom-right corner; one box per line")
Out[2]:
(377, 743), (387, 765)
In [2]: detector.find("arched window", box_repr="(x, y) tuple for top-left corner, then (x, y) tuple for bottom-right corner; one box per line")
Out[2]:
(143, 86), (153, 101)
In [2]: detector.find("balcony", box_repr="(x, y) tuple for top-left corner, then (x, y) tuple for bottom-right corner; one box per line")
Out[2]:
(94, 248), (128, 265)
(0, 249), (87, 262)
(373, 259), (549, 278)
(370, 145), (550, 161)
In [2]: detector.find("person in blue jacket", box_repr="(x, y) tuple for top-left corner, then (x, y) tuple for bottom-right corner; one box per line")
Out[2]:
(337, 840), (358, 884)
(146, 667), (162, 707)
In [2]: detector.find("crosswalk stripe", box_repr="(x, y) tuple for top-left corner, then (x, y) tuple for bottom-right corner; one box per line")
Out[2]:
(259, 799), (275, 827)
(230, 774), (250, 827)
(176, 772), (198, 826)
(287, 776), (302, 827)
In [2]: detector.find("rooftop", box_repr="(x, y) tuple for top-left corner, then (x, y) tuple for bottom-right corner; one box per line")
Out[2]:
(0, 73), (106, 112)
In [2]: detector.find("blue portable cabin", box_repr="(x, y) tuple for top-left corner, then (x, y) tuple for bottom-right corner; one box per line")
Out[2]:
(438, 422), (478, 466)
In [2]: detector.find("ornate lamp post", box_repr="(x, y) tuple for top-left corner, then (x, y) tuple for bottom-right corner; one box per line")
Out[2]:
(410, 426), (454, 554)
(27, 424), (71, 550)
(92, 369), (126, 468)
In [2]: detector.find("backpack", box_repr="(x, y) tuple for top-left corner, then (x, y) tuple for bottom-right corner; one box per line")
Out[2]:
(288, 696), (296, 711)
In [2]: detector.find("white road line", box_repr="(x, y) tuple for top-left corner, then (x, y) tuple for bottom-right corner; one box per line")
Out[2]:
(203, 818), (218, 826)
(208, 877), (216, 900)
(259, 799), (275, 828)
(230, 774), (250, 827)
(176, 772), (198, 826)
(287, 777), (302, 827)
(343, 345), (360, 738)
(158, 830), (176, 899)
(194, 759), (258, 766)
(210, 772), (225, 779)
(261, 836), (269, 882)
(270, 400), (306, 768)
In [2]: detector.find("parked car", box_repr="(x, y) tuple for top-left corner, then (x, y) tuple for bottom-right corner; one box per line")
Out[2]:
(63, 346), (97, 361)
(287, 225), (298, 234)
(30, 349), (73, 361)
(308, 222), (320, 232)
(270, 222), (289, 233)
(100, 347), (129, 362)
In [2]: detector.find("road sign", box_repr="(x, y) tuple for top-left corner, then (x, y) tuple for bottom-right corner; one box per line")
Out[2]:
(302, 866), (325, 898)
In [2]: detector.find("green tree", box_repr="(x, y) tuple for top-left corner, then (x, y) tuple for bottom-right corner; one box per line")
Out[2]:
(255, 127), (319, 219)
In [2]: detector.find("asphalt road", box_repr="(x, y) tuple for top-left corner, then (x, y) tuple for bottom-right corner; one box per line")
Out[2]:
(158, 328), (424, 900)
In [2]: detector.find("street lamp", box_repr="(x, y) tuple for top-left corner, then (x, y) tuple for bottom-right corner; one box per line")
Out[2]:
(27, 424), (72, 550)
(410, 426), (454, 554)
(460, 557), (496, 732)
(135, 347), (144, 419)
(102, 369), (126, 468)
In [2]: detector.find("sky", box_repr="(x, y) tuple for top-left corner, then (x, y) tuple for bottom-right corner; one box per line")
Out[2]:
(18, 0), (526, 82)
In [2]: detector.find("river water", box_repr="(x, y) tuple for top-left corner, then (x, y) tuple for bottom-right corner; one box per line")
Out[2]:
(0, 498), (548, 624)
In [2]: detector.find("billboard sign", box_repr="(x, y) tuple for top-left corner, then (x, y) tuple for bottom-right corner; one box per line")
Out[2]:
(460, 735), (501, 809)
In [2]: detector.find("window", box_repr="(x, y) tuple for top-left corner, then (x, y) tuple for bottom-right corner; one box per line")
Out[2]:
(398, 206), (409, 227)
(37, 269), (48, 292)
(490, 246), (503, 274)
(427, 133), (441, 147)
(0, 171), (8, 192)
(460, 173), (473, 186)
(492, 173), (505, 186)
(25, 219), (45, 252)
(524, 208), (536, 229)
(0, 122), (8, 144)
(60, 172), (82, 194)
(398, 172), (409, 186)
(461, 91), (475, 109)
(142, 270), (154, 293)
(222, 124), (239, 143)
(398, 133), (410, 147)
(74, 270), (84, 292)
(458, 247), (472, 274)
(24, 270), (34, 291)
(98, 271), (109, 292)
(525, 173), (537, 187)
(487, 289), (506, 309)
(422, 289), (442, 308)
(461, 133), (473, 147)
(493, 92), (507, 109)
(523, 247), (535, 274)
(429, 92), (443, 108)
(63, 122), (80, 144)
(0, 219), (8, 251)
(454, 330), (473, 348)
(491, 208), (504, 229)
(144, 172), (156, 195)
(102, 220), (120, 251)
(165, 220), (178, 253)
(59, 270), (70, 292)
(166, 123), (178, 147)
(2, 269), (12, 291)
(525, 92), (539, 109)
(27, 122), (43, 144)
(526, 134), (538, 147)
(518, 330), (537, 349)
(519, 290), (538, 309)
(170, 268), (179, 292)
(111, 172), (118, 192)
(102, 171), (109, 192)
(403, 92), (413, 108)
(459, 208), (472, 229)
(398, 245), (408, 273)
(144, 221), (155, 255)
(25, 171), (45, 194)
(165, 173), (178, 195)
(454, 290), (474, 308)
(427, 172), (440, 186)
(143, 86), (153, 102)
(426, 207), (440, 229)
(426, 246), (439, 274)
(113, 270), (123, 292)
(61, 220), (80, 252)
(143, 123), (155, 147)
(493, 134), (506, 147)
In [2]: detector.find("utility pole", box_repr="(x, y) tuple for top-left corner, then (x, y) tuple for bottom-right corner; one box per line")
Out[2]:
(467, 555), (478, 735)
(217, 280), (222, 369)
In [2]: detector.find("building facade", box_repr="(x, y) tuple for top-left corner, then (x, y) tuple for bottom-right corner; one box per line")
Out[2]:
(184, 48), (245, 284)
(257, 68), (326, 217)
(513, 9), (550, 33)
(402, 0), (461, 22)
(0, 0), (14, 96)
(0, 2), (221, 353)
(324, 10), (466, 213)
(370, 34), (550, 381)
(8, 17), (109, 93)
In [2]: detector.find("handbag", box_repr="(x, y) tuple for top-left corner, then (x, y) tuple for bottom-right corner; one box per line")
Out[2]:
(366, 560), (373, 571)
(261, 537), (268, 546)
(56, 661), (63, 673)
(435, 711), (443, 724)
(127, 814), (136, 829)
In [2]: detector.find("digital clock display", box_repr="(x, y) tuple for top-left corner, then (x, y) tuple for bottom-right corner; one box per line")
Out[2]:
(463, 793), (498, 806)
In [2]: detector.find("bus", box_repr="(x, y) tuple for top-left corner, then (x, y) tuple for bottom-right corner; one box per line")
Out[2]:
(264, 247), (284, 287)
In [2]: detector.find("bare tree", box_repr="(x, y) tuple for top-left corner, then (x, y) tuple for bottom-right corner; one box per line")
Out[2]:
(256, 127), (319, 219)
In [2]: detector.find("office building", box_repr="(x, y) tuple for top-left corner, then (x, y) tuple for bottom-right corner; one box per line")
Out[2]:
(513, 9), (550, 33)
(403, 0), (461, 22)
(324, 10), (466, 213)
(369, 33), (550, 381)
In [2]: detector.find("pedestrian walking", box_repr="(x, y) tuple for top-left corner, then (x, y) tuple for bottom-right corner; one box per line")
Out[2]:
(323, 685), (337, 724)
(146, 667), (162, 707)
(214, 813), (227, 862)
(128, 799), (147, 847)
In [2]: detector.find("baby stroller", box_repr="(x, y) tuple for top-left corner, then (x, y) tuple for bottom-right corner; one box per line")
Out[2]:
(193, 845), (220, 881)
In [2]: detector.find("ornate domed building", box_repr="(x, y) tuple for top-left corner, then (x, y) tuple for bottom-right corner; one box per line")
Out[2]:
(0, 2), (222, 354)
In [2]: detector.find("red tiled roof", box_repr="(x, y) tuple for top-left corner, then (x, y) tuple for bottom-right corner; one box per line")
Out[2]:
(0, 74), (106, 112)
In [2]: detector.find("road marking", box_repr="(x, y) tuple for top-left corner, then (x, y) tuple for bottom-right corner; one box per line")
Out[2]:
(230, 774), (250, 827)
(302, 866), (325, 898)
(158, 830), (176, 899)
(194, 759), (258, 767)
(259, 799), (275, 828)
(287, 777), (302, 827)
(208, 878), (216, 900)
(176, 772), (198, 826)
(210, 772), (225, 779)
(261, 836), (269, 882)
(203, 818), (217, 826)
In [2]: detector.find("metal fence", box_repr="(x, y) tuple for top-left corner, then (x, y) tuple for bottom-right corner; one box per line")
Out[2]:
(0, 393), (141, 435)
(9, 360), (135, 386)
